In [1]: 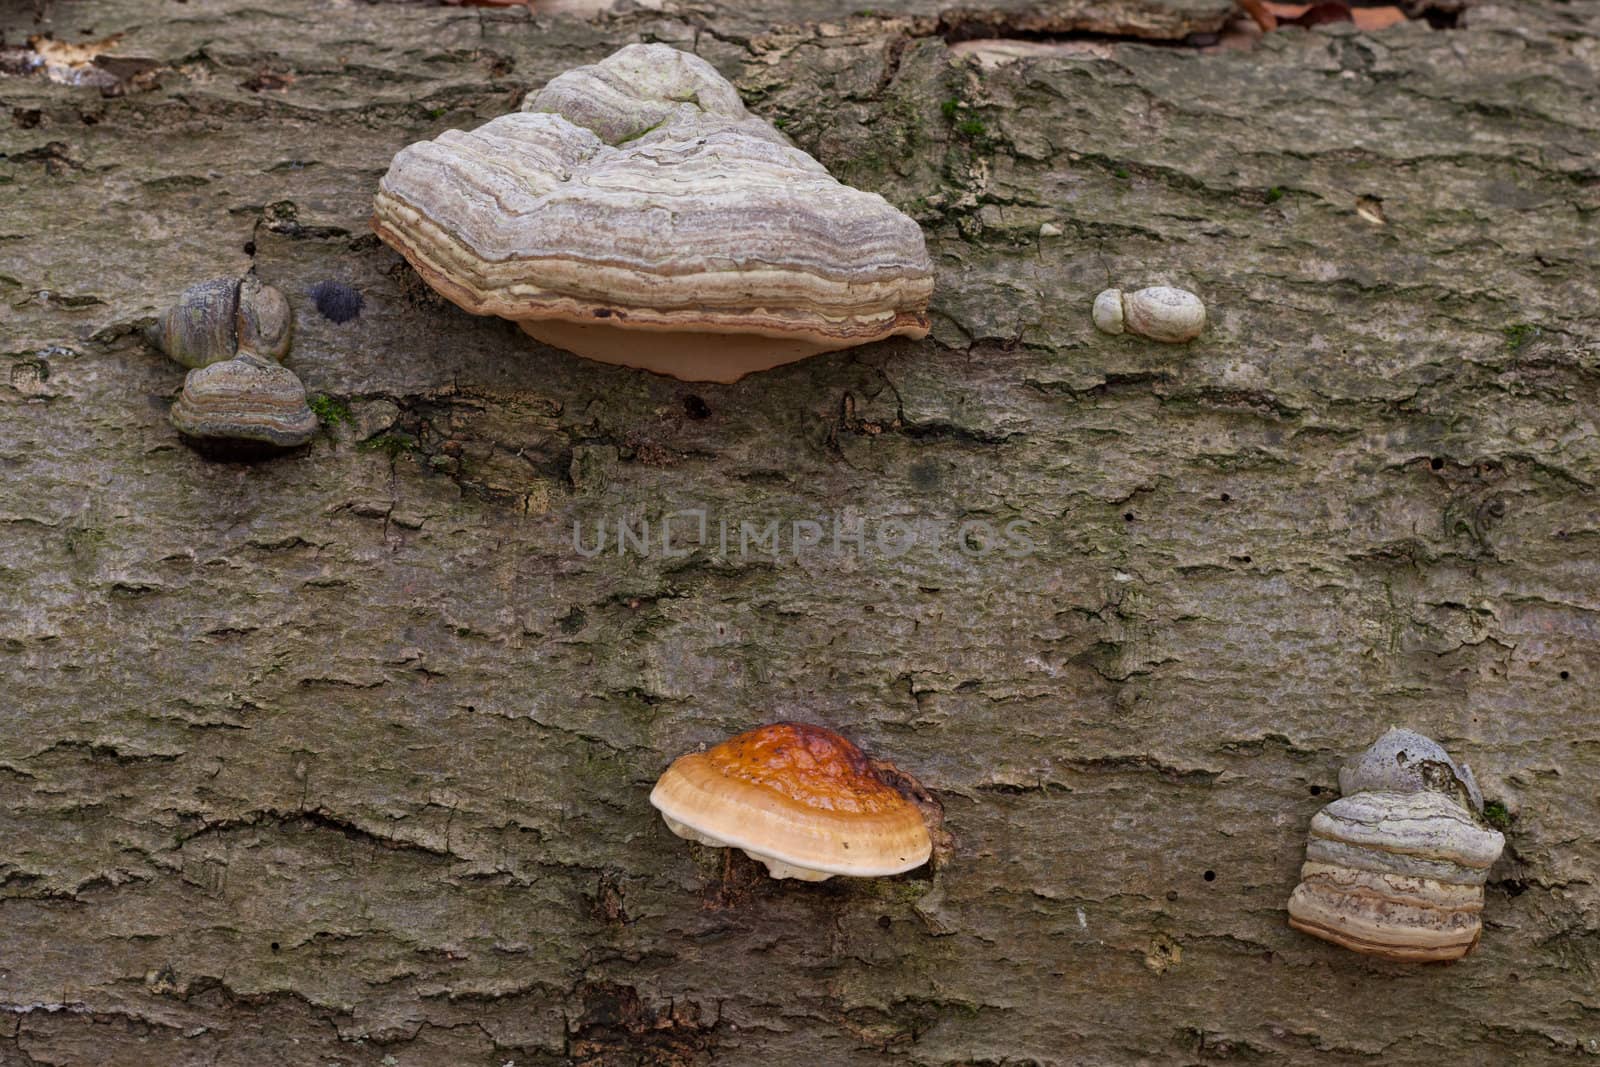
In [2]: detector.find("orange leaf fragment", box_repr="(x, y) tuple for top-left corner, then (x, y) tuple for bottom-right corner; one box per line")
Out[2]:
(1239, 0), (1279, 31)
(1352, 6), (1407, 29)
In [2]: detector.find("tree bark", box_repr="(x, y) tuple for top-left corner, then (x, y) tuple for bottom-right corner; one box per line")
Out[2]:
(2, 0), (1597, 1063)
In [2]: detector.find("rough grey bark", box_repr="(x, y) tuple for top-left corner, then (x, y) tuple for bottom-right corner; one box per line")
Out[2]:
(2, 0), (1598, 1063)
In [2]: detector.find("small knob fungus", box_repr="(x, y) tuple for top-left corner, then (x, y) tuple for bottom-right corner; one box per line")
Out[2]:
(372, 44), (933, 383)
(650, 722), (934, 881)
(1092, 285), (1206, 343)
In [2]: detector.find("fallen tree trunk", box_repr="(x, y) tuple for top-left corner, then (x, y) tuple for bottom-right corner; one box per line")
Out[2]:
(1, 0), (1597, 1062)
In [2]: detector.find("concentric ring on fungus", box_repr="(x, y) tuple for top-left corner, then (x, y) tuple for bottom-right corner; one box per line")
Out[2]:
(1287, 729), (1506, 963)
(372, 44), (933, 383)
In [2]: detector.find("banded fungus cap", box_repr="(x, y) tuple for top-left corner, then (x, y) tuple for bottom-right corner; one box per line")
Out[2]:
(371, 44), (933, 383)
(650, 722), (934, 881)
(1288, 790), (1506, 962)
(1287, 729), (1505, 963)
(169, 350), (317, 458)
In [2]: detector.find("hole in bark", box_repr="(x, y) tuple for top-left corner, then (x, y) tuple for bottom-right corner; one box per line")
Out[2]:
(270, 942), (280, 952)
(1560, 670), (1569, 680)
(683, 394), (711, 420)
(878, 914), (892, 929)
(1220, 492), (1231, 502)
(1431, 457), (1445, 470)
(1203, 869), (1216, 882)
(1309, 785), (1323, 796)
(243, 241), (256, 256)
(1123, 511), (1135, 522)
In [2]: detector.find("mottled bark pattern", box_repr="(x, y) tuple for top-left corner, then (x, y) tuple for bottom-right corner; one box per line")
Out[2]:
(1, 0), (1598, 1063)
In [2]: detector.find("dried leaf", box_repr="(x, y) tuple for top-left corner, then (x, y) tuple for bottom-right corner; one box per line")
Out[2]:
(1263, 1), (1408, 29)
(28, 32), (123, 67)
(1351, 6), (1407, 29)
(1238, 0), (1279, 31)
(1282, 2), (1356, 26)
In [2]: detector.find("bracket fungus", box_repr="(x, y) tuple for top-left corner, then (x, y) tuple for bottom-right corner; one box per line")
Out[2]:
(372, 44), (933, 383)
(1092, 285), (1206, 343)
(147, 275), (293, 368)
(1287, 728), (1506, 962)
(169, 350), (317, 457)
(650, 722), (934, 881)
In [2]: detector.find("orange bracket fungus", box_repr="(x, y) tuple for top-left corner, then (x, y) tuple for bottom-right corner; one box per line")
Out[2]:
(650, 722), (935, 881)
(371, 44), (932, 383)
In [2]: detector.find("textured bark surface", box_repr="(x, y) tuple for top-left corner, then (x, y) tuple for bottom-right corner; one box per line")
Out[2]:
(2, 0), (1599, 1063)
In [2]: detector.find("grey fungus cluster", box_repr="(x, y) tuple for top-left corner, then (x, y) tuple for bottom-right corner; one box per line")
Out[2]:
(1288, 728), (1506, 962)
(148, 276), (317, 457)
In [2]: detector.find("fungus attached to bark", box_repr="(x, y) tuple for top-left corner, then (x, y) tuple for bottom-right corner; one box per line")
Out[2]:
(147, 275), (293, 369)
(169, 350), (317, 458)
(650, 722), (934, 881)
(1287, 728), (1505, 962)
(1092, 285), (1206, 343)
(371, 44), (933, 383)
